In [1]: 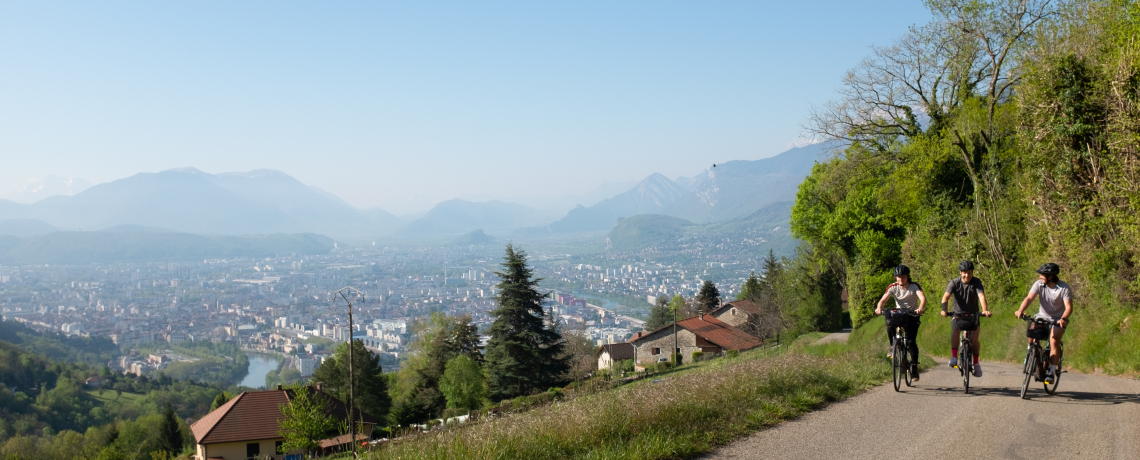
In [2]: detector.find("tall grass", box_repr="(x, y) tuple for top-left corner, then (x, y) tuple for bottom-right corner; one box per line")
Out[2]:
(366, 342), (889, 460)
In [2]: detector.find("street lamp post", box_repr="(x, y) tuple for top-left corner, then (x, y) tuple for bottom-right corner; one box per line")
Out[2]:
(332, 287), (365, 458)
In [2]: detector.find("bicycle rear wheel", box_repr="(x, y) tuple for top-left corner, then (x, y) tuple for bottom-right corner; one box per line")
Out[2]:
(961, 339), (971, 394)
(892, 340), (903, 392)
(1044, 348), (1062, 395)
(1020, 345), (1035, 399)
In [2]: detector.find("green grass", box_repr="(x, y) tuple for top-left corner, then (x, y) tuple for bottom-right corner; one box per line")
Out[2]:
(366, 339), (891, 460)
(85, 389), (144, 405)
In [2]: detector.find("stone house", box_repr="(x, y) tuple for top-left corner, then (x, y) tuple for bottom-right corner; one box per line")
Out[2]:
(190, 385), (379, 460)
(630, 314), (762, 365)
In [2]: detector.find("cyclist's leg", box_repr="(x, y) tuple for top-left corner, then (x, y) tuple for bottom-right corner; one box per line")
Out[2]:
(969, 326), (981, 364)
(903, 316), (920, 367)
(1049, 325), (1066, 366)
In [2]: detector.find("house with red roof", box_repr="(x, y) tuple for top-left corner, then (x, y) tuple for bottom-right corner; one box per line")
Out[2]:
(629, 314), (762, 365)
(190, 385), (380, 460)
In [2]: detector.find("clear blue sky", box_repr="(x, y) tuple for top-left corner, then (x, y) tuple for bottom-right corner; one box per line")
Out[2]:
(0, 1), (929, 214)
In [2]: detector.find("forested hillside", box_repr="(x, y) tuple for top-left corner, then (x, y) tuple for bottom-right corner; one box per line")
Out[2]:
(787, 0), (1140, 374)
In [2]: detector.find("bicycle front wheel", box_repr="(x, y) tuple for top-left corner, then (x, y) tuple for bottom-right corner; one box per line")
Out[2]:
(892, 340), (903, 392)
(1020, 345), (1035, 399)
(961, 340), (971, 394)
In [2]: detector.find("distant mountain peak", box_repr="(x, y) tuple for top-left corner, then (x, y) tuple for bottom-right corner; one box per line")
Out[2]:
(164, 167), (209, 174)
(218, 169), (293, 179)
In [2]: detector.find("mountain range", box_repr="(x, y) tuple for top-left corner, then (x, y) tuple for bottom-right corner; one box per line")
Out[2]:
(0, 143), (826, 246)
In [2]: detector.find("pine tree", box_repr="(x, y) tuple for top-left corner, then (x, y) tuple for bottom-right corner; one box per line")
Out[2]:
(760, 249), (781, 293)
(696, 280), (721, 313)
(484, 244), (569, 401)
(210, 392), (230, 411)
(157, 403), (183, 456)
(645, 296), (673, 330)
(736, 272), (763, 302)
(311, 339), (392, 422)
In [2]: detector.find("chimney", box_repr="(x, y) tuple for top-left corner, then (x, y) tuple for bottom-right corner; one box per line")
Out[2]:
(699, 314), (704, 321)
(276, 384), (283, 391)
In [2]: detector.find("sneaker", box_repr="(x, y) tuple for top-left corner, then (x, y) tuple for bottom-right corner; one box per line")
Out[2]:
(887, 351), (893, 359)
(973, 363), (983, 377)
(1044, 370), (1055, 385)
(910, 366), (920, 382)
(948, 357), (958, 368)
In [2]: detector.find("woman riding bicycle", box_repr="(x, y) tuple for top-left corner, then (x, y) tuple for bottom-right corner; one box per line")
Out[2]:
(940, 260), (992, 377)
(1014, 263), (1073, 384)
(875, 265), (926, 381)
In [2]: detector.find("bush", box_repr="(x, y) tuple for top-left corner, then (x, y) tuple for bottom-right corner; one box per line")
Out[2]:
(726, 350), (740, 359)
(691, 351), (705, 362)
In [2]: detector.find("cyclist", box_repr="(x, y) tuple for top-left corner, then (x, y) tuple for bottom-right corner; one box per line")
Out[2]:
(940, 260), (992, 377)
(1013, 263), (1073, 384)
(875, 265), (926, 381)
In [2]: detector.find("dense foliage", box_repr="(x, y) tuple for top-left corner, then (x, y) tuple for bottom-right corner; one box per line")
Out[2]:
(311, 340), (391, 424)
(792, 0), (1140, 373)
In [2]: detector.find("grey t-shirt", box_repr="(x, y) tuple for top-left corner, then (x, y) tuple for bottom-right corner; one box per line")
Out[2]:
(1031, 280), (1072, 320)
(945, 277), (985, 314)
(886, 282), (923, 312)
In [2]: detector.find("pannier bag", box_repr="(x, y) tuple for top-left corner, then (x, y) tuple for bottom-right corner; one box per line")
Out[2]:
(885, 310), (906, 328)
(954, 313), (979, 332)
(1026, 320), (1051, 340)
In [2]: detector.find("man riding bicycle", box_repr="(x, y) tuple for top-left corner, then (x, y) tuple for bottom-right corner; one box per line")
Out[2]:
(1014, 263), (1073, 384)
(940, 260), (992, 377)
(875, 265), (926, 381)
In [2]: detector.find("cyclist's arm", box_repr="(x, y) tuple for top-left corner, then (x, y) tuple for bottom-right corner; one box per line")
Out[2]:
(915, 289), (927, 315)
(875, 290), (891, 315)
(940, 291), (951, 316)
(978, 291), (991, 316)
(1059, 297), (1073, 328)
(1014, 290), (1038, 319)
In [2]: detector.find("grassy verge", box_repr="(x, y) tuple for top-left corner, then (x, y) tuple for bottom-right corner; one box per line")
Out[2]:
(367, 339), (889, 460)
(85, 389), (144, 405)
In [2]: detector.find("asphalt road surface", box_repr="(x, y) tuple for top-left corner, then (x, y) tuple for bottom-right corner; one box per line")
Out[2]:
(703, 358), (1140, 460)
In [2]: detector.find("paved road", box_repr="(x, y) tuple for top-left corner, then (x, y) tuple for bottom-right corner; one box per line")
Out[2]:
(813, 329), (852, 345)
(703, 358), (1140, 460)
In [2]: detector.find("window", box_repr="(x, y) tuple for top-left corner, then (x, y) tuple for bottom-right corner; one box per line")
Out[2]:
(246, 442), (260, 458)
(652, 347), (660, 355)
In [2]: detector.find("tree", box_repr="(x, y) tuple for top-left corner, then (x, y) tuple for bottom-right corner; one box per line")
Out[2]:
(695, 280), (721, 314)
(438, 355), (487, 410)
(645, 296), (673, 330)
(209, 392), (230, 412)
(311, 340), (392, 423)
(157, 403), (183, 456)
(278, 386), (336, 458)
(736, 272), (763, 302)
(484, 244), (570, 401)
(557, 328), (598, 382)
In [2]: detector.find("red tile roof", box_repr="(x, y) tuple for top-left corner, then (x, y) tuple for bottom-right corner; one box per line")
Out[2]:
(190, 387), (381, 445)
(674, 315), (762, 351)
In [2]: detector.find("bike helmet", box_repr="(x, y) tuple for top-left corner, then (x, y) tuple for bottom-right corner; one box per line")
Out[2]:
(958, 260), (975, 271)
(1036, 263), (1060, 276)
(892, 265), (910, 277)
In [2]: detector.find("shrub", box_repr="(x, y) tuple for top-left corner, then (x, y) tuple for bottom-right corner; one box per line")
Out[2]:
(727, 350), (740, 359)
(691, 351), (705, 362)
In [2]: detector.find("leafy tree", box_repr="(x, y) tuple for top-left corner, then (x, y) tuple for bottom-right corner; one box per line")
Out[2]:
(484, 245), (570, 401)
(157, 403), (183, 456)
(695, 280), (721, 313)
(311, 340), (392, 423)
(438, 355), (487, 410)
(277, 386), (336, 458)
(645, 296), (673, 330)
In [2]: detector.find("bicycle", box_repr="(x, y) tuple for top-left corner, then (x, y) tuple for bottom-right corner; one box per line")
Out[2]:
(947, 312), (981, 394)
(1020, 314), (1064, 399)
(883, 309), (919, 392)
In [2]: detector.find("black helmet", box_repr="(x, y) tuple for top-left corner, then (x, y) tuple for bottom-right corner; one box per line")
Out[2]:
(1036, 263), (1060, 276)
(892, 265), (910, 277)
(958, 260), (975, 271)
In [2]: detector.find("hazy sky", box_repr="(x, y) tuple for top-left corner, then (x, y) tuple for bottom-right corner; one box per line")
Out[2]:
(0, 1), (929, 214)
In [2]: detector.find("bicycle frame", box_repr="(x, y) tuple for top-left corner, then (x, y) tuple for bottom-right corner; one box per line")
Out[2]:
(948, 312), (980, 394)
(1020, 315), (1063, 398)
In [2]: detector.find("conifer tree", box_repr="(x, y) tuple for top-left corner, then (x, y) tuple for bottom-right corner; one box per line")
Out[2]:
(157, 403), (183, 456)
(736, 272), (763, 302)
(484, 244), (569, 401)
(645, 296), (673, 330)
(696, 280), (721, 313)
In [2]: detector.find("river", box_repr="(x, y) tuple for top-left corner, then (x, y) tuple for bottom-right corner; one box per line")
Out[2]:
(237, 353), (280, 389)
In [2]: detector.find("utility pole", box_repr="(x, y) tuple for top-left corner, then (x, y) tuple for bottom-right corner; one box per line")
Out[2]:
(673, 302), (678, 366)
(332, 287), (365, 458)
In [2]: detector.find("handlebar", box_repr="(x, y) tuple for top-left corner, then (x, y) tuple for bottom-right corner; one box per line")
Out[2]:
(1020, 314), (1060, 327)
(945, 312), (985, 319)
(881, 309), (921, 317)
